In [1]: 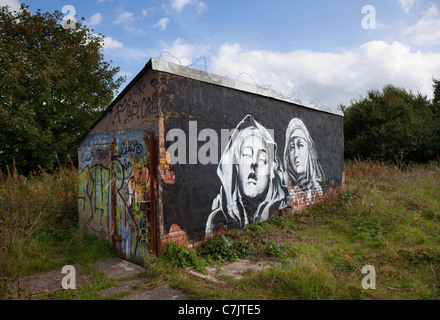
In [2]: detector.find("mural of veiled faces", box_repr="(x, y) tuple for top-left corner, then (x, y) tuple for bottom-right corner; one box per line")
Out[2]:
(284, 118), (324, 192)
(288, 128), (309, 176)
(206, 115), (287, 234)
(237, 128), (271, 200)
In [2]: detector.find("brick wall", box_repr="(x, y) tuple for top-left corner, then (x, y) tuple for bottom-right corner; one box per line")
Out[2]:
(157, 117), (176, 185)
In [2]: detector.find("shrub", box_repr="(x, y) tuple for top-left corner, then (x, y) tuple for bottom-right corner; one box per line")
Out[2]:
(161, 242), (207, 270)
(342, 84), (439, 163)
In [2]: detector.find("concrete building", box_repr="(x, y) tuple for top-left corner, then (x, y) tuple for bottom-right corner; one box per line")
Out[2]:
(78, 58), (344, 265)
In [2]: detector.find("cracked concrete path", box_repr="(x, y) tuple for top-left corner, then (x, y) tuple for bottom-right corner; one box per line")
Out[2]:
(9, 257), (273, 300)
(10, 258), (188, 300)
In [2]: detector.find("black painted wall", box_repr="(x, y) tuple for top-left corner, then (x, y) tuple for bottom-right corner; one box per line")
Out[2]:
(160, 73), (344, 242)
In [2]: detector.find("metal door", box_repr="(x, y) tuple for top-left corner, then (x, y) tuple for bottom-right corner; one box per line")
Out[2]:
(111, 130), (156, 264)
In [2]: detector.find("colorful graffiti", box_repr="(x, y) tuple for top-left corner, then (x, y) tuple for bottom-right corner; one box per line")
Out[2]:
(112, 132), (152, 262)
(78, 129), (153, 263)
(78, 165), (111, 237)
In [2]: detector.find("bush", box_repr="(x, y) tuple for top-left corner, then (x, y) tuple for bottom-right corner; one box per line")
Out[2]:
(198, 234), (256, 262)
(0, 166), (78, 293)
(161, 242), (207, 270)
(342, 84), (439, 163)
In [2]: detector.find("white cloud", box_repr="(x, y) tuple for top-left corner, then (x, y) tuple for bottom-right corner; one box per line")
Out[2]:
(160, 38), (211, 66)
(171, 0), (191, 12)
(153, 17), (170, 31)
(170, 0), (207, 13)
(208, 40), (440, 107)
(401, 3), (440, 46)
(114, 11), (135, 25)
(399, 0), (417, 14)
(0, 0), (21, 13)
(103, 36), (123, 49)
(88, 12), (103, 27)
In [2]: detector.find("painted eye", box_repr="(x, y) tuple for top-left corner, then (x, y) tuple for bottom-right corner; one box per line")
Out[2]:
(242, 147), (253, 158)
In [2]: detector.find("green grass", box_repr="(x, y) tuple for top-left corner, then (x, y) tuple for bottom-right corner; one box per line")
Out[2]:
(0, 167), (117, 299)
(153, 159), (440, 300)
(1, 159), (439, 300)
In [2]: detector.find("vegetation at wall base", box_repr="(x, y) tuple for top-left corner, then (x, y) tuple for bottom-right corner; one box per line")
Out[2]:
(1, 159), (439, 300)
(0, 164), (116, 299)
(156, 159), (440, 300)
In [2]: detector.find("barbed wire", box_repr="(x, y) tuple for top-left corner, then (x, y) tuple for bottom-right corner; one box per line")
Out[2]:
(156, 51), (320, 107)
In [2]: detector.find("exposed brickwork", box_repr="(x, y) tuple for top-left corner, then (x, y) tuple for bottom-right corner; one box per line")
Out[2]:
(159, 224), (204, 251)
(288, 172), (346, 213)
(157, 126), (176, 185)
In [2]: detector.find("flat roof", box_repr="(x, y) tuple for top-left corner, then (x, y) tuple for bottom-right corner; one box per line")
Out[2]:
(151, 58), (343, 117)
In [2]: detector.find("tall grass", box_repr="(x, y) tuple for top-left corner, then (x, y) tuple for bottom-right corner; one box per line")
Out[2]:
(0, 163), (78, 298)
(155, 159), (440, 300)
(1, 159), (439, 300)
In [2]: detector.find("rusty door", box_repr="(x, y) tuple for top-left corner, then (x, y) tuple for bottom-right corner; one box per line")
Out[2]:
(111, 130), (156, 265)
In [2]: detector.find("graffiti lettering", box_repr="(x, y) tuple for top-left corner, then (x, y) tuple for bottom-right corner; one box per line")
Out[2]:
(81, 151), (94, 165)
(95, 149), (109, 161)
(112, 132), (152, 261)
(120, 140), (143, 155)
(112, 78), (158, 125)
(78, 165), (110, 237)
(81, 149), (109, 166)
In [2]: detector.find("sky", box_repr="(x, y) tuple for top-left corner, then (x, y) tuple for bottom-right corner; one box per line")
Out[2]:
(2, 0), (440, 108)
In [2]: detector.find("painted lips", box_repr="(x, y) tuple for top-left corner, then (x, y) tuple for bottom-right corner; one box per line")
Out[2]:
(247, 172), (257, 184)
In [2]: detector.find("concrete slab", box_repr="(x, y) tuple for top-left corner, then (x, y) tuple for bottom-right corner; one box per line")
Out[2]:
(92, 258), (145, 279)
(202, 259), (273, 281)
(99, 278), (146, 299)
(10, 264), (90, 297)
(122, 286), (187, 300)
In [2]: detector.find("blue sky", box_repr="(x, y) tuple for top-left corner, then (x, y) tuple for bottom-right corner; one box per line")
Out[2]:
(3, 0), (440, 107)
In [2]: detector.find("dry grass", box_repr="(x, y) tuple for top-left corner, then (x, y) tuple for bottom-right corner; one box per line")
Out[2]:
(0, 163), (78, 298)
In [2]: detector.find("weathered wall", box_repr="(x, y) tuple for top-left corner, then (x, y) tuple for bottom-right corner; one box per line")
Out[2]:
(78, 60), (345, 261)
(158, 73), (344, 248)
(78, 69), (160, 262)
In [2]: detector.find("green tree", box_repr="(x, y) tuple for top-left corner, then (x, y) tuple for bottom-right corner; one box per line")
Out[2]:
(0, 4), (124, 174)
(430, 78), (440, 158)
(343, 84), (437, 163)
(433, 78), (440, 106)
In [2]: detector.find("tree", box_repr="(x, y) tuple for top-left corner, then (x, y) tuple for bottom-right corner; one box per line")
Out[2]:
(430, 78), (440, 157)
(343, 84), (437, 163)
(433, 78), (440, 106)
(0, 4), (125, 174)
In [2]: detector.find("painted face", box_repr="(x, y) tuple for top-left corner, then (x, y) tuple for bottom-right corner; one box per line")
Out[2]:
(238, 133), (270, 199)
(289, 129), (308, 176)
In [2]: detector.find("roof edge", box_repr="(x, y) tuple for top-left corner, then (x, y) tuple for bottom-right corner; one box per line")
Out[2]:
(151, 58), (343, 117)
